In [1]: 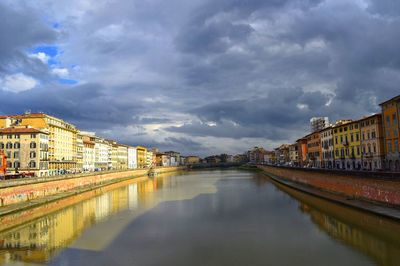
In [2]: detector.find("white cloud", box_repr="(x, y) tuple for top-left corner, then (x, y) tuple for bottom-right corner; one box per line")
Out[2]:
(52, 68), (69, 78)
(30, 52), (50, 64)
(1, 73), (38, 93)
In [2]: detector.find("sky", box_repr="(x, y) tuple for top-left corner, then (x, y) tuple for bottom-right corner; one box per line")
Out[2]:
(0, 0), (400, 157)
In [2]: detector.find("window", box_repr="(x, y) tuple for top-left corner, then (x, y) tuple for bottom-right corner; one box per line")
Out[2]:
(13, 142), (20, 149)
(13, 161), (20, 169)
(30, 142), (37, 149)
(351, 134), (354, 142)
(357, 147), (360, 156)
(372, 131), (376, 139)
(6, 142), (12, 149)
(394, 128), (398, 137)
(395, 140), (399, 153)
(393, 114), (397, 124)
(0, 143), (3, 149)
(386, 115), (390, 126)
(30, 134), (36, 139)
(29, 161), (36, 168)
(7, 161), (12, 168)
(30, 151), (36, 158)
(388, 141), (392, 153)
(13, 152), (19, 159)
(14, 135), (20, 139)
(356, 133), (359, 141)
(6, 135), (12, 139)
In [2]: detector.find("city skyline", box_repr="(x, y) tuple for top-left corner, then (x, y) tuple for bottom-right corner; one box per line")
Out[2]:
(1, 0), (400, 156)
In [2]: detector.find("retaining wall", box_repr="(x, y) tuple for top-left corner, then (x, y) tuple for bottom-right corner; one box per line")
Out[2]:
(0, 167), (184, 207)
(259, 165), (400, 207)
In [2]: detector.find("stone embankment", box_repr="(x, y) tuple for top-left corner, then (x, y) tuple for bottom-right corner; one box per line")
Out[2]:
(0, 167), (184, 212)
(260, 165), (400, 218)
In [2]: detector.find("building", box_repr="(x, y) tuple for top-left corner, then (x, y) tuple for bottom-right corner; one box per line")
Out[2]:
(95, 137), (110, 171)
(288, 144), (299, 166)
(81, 132), (96, 172)
(185, 156), (200, 165)
(359, 114), (385, 171)
(145, 150), (153, 168)
(248, 147), (268, 164)
(296, 137), (308, 167)
(310, 117), (330, 132)
(107, 140), (118, 170)
(379, 95), (400, 171)
(156, 152), (170, 166)
(136, 146), (147, 168)
(307, 131), (322, 168)
(274, 144), (290, 165)
(263, 151), (275, 165)
(0, 126), (49, 176)
(127, 147), (137, 169)
(320, 126), (334, 169)
(76, 133), (84, 172)
(333, 120), (362, 170)
(164, 151), (180, 166)
(117, 144), (128, 170)
(0, 113), (78, 175)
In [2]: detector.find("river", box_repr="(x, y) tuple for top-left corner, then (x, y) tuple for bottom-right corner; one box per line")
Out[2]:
(0, 170), (399, 265)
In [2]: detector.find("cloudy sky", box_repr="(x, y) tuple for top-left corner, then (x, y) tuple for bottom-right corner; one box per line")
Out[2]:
(1, 0), (399, 156)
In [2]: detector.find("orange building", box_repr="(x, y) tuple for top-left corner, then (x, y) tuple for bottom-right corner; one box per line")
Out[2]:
(296, 137), (308, 167)
(307, 131), (322, 168)
(0, 150), (6, 176)
(379, 95), (400, 171)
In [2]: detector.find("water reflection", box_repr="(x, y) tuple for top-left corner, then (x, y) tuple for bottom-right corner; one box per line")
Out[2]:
(0, 171), (399, 265)
(271, 179), (400, 266)
(0, 174), (172, 265)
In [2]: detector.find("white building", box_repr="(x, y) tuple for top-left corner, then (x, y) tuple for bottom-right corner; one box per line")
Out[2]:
(310, 117), (330, 132)
(95, 137), (111, 171)
(81, 131), (96, 172)
(128, 147), (137, 169)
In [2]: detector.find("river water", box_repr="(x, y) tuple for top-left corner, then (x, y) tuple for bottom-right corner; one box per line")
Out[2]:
(0, 170), (399, 266)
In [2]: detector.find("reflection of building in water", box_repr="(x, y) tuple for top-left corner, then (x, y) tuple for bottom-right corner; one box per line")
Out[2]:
(300, 203), (400, 266)
(0, 175), (171, 264)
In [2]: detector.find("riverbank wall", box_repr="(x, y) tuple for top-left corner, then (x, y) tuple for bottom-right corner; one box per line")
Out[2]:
(259, 165), (400, 207)
(0, 166), (184, 208)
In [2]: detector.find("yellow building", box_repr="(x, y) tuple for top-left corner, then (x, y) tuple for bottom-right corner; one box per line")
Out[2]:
(76, 132), (84, 172)
(0, 126), (49, 177)
(136, 146), (147, 168)
(0, 113), (78, 175)
(332, 120), (362, 170)
(117, 144), (128, 170)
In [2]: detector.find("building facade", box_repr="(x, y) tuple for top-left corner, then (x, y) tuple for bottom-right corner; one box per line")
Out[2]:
(136, 146), (147, 168)
(359, 114), (385, 171)
(320, 126), (334, 169)
(296, 137), (308, 167)
(117, 144), (128, 170)
(127, 147), (137, 169)
(288, 144), (299, 166)
(0, 113), (78, 175)
(95, 137), (110, 171)
(0, 127), (49, 177)
(379, 95), (400, 171)
(307, 131), (322, 168)
(81, 132), (96, 172)
(310, 117), (329, 132)
(333, 120), (362, 170)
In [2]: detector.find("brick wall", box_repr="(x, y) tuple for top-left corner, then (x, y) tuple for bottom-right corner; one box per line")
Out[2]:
(0, 167), (184, 207)
(260, 165), (400, 206)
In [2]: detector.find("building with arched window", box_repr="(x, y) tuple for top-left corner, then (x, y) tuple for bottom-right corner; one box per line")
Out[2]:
(0, 127), (49, 176)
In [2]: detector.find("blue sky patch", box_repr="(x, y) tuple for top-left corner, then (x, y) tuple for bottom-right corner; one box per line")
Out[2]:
(32, 45), (59, 57)
(59, 79), (78, 85)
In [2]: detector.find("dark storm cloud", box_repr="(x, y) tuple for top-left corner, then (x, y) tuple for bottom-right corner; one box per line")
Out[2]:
(0, 2), (56, 76)
(2, 0), (400, 155)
